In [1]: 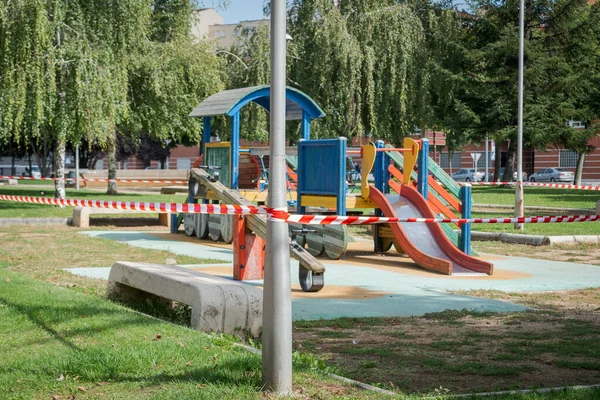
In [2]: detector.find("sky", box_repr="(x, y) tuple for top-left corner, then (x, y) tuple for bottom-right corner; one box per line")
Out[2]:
(205, 0), (267, 24)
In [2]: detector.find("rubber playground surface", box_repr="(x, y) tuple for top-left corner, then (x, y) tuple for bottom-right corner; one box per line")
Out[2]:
(68, 230), (600, 320)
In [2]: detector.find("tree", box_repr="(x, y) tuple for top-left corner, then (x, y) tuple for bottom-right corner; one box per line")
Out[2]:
(0, 0), (150, 198)
(460, 0), (600, 182)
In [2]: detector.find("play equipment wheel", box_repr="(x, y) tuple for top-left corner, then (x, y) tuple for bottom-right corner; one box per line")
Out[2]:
(195, 214), (209, 239)
(183, 213), (195, 236)
(299, 264), (324, 292)
(208, 215), (222, 241)
(306, 225), (325, 256)
(392, 239), (406, 255)
(220, 215), (234, 244)
(323, 225), (349, 260)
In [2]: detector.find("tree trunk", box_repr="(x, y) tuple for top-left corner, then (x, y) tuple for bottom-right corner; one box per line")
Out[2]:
(574, 152), (585, 185)
(503, 139), (517, 182)
(448, 150), (454, 174)
(54, 138), (66, 199)
(493, 155), (501, 182)
(11, 155), (15, 176)
(107, 133), (118, 194)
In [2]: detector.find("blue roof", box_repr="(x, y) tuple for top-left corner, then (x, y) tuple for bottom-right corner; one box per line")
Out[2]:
(188, 85), (325, 120)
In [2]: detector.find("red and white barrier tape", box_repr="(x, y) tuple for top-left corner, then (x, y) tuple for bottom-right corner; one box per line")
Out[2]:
(275, 213), (600, 225)
(1, 194), (599, 225)
(460, 181), (600, 191)
(0, 195), (264, 215)
(0, 176), (187, 184)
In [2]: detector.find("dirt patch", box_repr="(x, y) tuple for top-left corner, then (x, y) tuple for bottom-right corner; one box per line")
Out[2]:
(293, 299), (600, 394)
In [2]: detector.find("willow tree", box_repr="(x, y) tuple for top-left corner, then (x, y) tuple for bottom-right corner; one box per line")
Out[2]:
(0, 0), (150, 198)
(461, 0), (600, 182)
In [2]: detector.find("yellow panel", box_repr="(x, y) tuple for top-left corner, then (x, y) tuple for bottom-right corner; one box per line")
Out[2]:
(402, 138), (420, 185)
(361, 143), (376, 199)
(300, 195), (377, 210)
(205, 142), (231, 149)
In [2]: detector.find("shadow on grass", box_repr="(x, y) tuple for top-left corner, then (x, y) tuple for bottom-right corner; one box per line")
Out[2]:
(0, 295), (159, 351)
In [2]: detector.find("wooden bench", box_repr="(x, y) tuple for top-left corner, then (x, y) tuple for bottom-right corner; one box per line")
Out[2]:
(72, 206), (171, 228)
(107, 262), (262, 337)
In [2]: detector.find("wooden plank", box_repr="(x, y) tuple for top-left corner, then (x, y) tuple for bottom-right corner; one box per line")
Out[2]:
(220, 215), (234, 244)
(323, 225), (348, 260)
(306, 225), (325, 257)
(190, 168), (326, 274)
(195, 214), (208, 239)
(428, 175), (461, 213)
(208, 215), (221, 241)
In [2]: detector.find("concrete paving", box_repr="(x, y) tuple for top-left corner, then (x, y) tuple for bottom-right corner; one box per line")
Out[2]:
(68, 230), (600, 321)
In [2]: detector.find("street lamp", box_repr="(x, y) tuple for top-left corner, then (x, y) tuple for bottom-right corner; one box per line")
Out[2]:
(515, 0), (525, 230)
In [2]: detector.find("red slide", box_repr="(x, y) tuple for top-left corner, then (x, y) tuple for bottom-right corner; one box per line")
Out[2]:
(369, 185), (493, 275)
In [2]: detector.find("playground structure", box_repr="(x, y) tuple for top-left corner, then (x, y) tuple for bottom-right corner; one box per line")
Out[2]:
(178, 85), (493, 291)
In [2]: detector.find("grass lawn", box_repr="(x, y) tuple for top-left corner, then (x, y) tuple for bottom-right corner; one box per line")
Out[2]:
(2, 225), (600, 398)
(0, 186), (187, 219)
(472, 186), (599, 210)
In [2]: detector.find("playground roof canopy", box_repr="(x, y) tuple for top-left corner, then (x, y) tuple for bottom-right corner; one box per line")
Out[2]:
(188, 85), (325, 120)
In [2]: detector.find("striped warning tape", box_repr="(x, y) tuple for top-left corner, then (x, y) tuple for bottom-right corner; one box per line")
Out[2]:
(0, 195), (264, 215)
(0, 176), (187, 184)
(460, 181), (600, 190)
(275, 213), (600, 225)
(1, 194), (599, 225)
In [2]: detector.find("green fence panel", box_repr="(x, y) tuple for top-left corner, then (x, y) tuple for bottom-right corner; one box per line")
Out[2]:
(205, 145), (231, 187)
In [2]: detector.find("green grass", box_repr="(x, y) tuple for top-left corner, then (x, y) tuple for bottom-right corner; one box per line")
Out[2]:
(0, 268), (389, 400)
(472, 187), (599, 210)
(0, 186), (187, 218)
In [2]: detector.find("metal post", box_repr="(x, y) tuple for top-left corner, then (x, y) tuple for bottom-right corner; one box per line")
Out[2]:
(417, 139), (429, 200)
(460, 184), (472, 254)
(262, 0), (292, 394)
(515, 0), (525, 230)
(485, 133), (489, 183)
(75, 144), (80, 190)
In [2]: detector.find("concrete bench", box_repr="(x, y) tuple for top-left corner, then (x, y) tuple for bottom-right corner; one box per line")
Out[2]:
(0, 178), (18, 185)
(107, 262), (262, 337)
(160, 186), (189, 194)
(72, 206), (170, 228)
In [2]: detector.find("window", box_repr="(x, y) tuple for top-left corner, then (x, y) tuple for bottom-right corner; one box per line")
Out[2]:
(439, 152), (461, 169)
(473, 152), (494, 169)
(559, 150), (578, 168)
(566, 120), (585, 129)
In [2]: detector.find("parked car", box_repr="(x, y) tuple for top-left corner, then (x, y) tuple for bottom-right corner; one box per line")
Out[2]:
(25, 166), (41, 179)
(452, 169), (485, 182)
(529, 168), (574, 183)
(488, 167), (527, 182)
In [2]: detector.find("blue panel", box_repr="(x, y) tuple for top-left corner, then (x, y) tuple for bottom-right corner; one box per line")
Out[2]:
(418, 138), (429, 200)
(460, 185), (472, 255)
(202, 117), (211, 156)
(302, 111), (310, 140)
(374, 140), (384, 192)
(298, 138), (347, 215)
(231, 113), (240, 189)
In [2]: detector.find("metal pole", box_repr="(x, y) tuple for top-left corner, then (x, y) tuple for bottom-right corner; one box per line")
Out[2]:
(515, 0), (525, 230)
(485, 133), (489, 183)
(262, 0), (292, 394)
(75, 144), (80, 190)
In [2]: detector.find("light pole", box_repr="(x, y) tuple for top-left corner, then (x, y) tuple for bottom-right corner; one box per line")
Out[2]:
(262, 0), (292, 394)
(515, 0), (525, 230)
